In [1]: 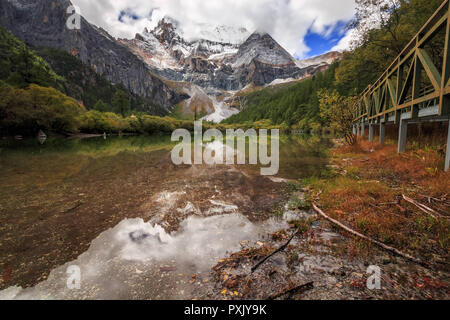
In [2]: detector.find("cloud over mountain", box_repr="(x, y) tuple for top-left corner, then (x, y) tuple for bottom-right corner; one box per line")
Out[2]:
(71, 0), (356, 58)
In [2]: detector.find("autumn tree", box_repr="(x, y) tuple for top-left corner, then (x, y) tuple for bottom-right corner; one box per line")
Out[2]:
(0, 83), (85, 135)
(318, 89), (358, 145)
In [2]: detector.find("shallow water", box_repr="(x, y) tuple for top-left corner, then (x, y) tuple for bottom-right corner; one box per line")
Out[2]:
(0, 134), (332, 299)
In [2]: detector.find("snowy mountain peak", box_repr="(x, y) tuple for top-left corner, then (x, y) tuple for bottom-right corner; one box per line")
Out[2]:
(121, 18), (341, 122)
(151, 17), (181, 46)
(197, 24), (250, 45)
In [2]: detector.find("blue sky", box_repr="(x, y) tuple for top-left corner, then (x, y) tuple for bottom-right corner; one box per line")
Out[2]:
(301, 20), (350, 58)
(118, 10), (140, 23)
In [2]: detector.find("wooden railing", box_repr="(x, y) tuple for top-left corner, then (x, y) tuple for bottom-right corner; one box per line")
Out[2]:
(354, 0), (450, 124)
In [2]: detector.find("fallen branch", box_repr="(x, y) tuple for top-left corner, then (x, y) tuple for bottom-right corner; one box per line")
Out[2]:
(368, 203), (406, 220)
(419, 195), (450, 208)
(267, 281), (314, 300)
(402, 195), (445, 219)
(251, 227), (299, 273)
(313, 204), (429, 268)
(60, 201), (83, 214)
(377, 201), (400, 206)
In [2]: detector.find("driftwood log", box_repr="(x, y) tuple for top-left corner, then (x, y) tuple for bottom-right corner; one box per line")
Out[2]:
(402, 194), (446, 219)
(313, 204), (428, 268)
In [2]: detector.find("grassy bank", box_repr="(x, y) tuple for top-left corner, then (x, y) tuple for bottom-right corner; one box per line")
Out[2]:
(300, 138), (449, 266)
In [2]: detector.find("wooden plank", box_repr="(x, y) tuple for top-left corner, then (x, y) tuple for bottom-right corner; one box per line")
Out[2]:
(417, 48), (441, 90)
(411, 53), (422, 119)
(387, 78), (397, 107)
(417, 14), (448, 48)
(365, 0), (449, 89)
(364, 96), (371, 114)
(440, 6), (450, 116)
(398, 57), (415, 104)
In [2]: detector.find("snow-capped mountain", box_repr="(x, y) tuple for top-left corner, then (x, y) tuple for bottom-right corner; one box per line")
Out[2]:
(120, 17), (342, 122)
(198, 25), (250, 45)
(121, 18), (336, 89)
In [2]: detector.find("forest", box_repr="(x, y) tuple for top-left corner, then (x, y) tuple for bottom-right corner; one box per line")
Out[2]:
(226, 0), (445, 134)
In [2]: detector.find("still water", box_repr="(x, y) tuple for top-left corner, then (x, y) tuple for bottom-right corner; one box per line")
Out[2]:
(0, 134), (332, 299)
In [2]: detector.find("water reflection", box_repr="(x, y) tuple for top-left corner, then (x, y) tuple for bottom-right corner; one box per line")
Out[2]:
(0, 134), (331, 297)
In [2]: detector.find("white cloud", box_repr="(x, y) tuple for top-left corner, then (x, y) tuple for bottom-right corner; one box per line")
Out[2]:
(71, 0), (356, 58)
(331, 28), (358, 52)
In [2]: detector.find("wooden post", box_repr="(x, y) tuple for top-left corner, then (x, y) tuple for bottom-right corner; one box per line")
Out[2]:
(369, 123), (374, 143)
(380, 122), (386, 145)
(445, 119), (450, 171)
(439, 3), (450, 117)
(398, 120), (408, 153)
(361, 122), (365, 137)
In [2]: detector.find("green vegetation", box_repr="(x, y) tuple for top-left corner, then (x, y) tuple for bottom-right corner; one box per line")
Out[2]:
(0, 82), (85, 135)
(335, 0), (444, 94)
(0, 26), (63, 89)
(318, 90), (358, 145)
(93, 99), (109, 112)
(112, 90), (131, 116)
(78, 112), (195, 135)
(1, 0), (445, 138)
(226, 0), (445, 140)
(36, 47), (166, 115)
(0, 25), (178, 136)
(224, 64), (339, 132)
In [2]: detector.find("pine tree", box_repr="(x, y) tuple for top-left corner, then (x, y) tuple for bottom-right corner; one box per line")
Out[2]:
(112, 90), (130, 117)
(93, 99), (109, 112)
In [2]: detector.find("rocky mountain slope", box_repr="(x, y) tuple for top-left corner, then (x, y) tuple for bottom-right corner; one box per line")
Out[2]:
(121, 18), (339, 92)
(119, 17), (341, 122)
(0, 0), (183, 112)
(295, 51), (343, 69)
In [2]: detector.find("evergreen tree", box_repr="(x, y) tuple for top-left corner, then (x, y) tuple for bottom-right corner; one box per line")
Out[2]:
(93, 99), (109, 112)
(112, 90), (130, 117)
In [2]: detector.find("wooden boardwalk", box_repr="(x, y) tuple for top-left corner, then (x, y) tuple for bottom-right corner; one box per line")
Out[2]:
(353, 0), (450, 171)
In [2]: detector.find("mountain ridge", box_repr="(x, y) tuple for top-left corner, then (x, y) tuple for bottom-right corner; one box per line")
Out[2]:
(122, 20), (340, 92)
(0, 0), (184, 112)
(119, 18), (341, 122)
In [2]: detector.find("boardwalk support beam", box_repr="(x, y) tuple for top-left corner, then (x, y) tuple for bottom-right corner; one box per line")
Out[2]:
(398, 120), (408, 153)
(369, 123), (374, 143)
(380, 122), (386, 145)
(446, 119), (450, 171)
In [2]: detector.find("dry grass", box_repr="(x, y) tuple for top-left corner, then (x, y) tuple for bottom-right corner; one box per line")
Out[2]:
(309, 138), (450, 265)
